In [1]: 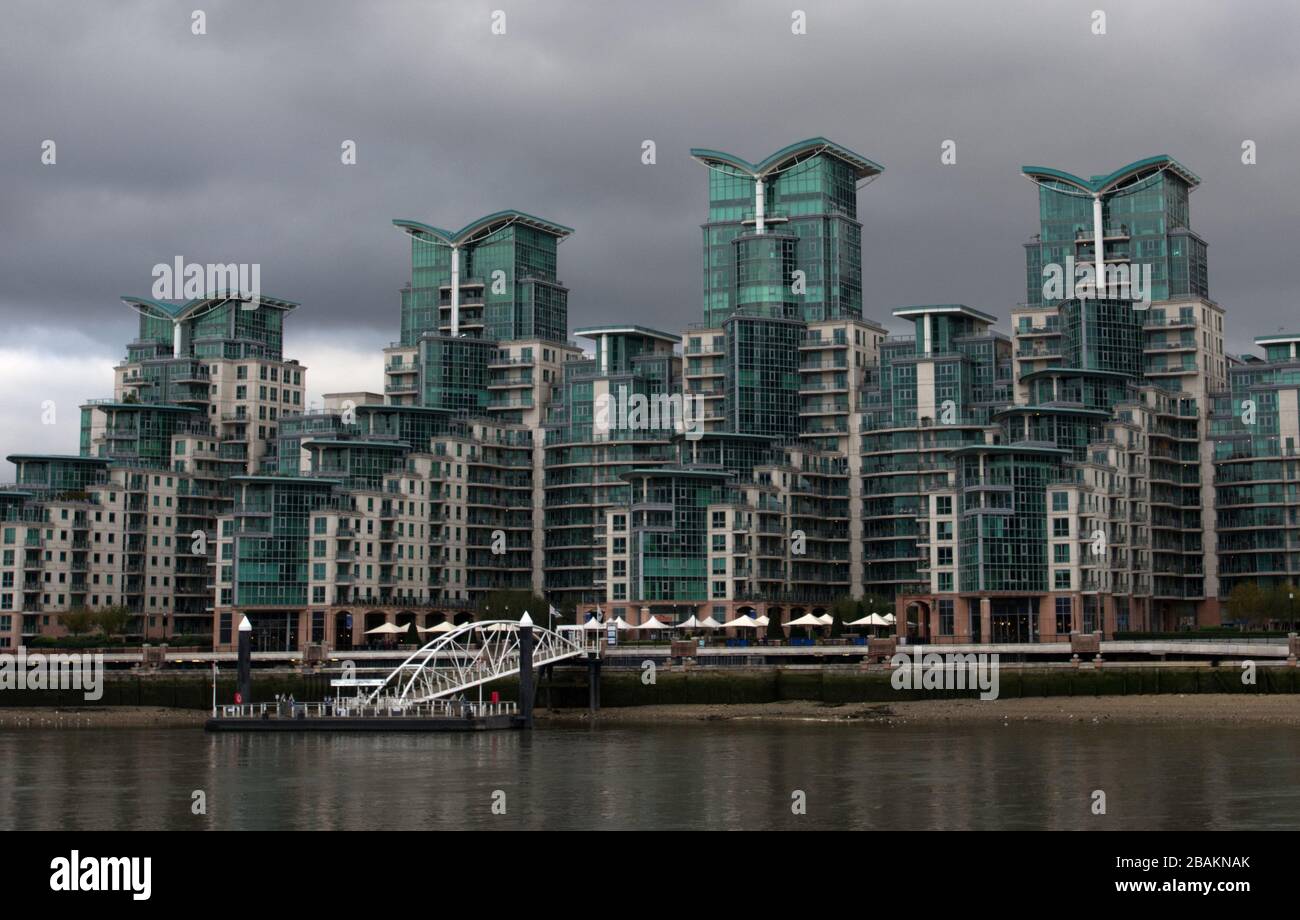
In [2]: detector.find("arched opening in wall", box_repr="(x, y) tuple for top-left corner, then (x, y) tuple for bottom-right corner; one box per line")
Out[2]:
(334, 610), (353, 651)
(363, 611), (387, 643)
(905, 601), (930, 640)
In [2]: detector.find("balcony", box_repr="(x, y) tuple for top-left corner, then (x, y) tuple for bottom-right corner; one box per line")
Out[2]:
(1144, 315), (1197, 329)
(800, 335), (848, 350)
(1074, 226), (1131, 241)
(489, 355), (536, 368)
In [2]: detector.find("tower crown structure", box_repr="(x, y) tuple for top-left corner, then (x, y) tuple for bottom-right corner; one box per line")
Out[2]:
(1021, 155), (1206, 309)
(393, 211), (572, 345)
(690, 137), (882, 326)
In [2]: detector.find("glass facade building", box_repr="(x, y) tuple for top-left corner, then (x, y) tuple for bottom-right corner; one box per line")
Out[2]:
(1022, 156), (1208, 308)
(393, 212), (572, 346)
(1210, 335), (1300, 595)
(3, 144), (1283, 652)
(691, 138), (881, 326)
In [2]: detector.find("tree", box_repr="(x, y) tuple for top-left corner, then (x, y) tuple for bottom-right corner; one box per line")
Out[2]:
(1227, 582), (1268, 630)
(860, 593), (892, 616)
(61, 607), (97, 638)
(94, 605), (133, 642)
(830, 596), (858, 638)
(766, 609), (784, 641)
(477, 588), (549, 625)
(1266, 582), (1298, 631)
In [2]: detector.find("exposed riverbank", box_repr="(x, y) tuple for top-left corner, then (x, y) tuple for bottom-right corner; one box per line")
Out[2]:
(0, 707), (208, 729)
(535, 694), (1300, 726)
(3, 694), (1298, 729)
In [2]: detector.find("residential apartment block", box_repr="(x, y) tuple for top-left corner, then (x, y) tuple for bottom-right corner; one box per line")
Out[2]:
(3, 141), (1291, 650)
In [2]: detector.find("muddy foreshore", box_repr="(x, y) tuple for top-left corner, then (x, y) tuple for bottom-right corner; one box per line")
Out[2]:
(0, 707), (209, 729)
(534, 694), (1300, 727)
(2, 694), (1298, 729)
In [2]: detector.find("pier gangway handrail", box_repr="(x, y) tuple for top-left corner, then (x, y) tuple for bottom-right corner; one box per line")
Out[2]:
(361, 619), (587, 707)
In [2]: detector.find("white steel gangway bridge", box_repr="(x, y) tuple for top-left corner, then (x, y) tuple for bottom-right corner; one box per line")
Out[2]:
(207, 619), (598, 731)
(331, 619), (596, 712)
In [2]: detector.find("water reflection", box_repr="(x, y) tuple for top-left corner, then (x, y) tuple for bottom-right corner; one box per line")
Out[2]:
(2, 722), (1298, 830)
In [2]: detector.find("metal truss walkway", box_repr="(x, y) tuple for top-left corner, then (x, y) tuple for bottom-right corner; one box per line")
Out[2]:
(360, 619), (590, 707)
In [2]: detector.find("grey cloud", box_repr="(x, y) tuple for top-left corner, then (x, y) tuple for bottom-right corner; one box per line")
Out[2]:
(1, 0), (1295, 389)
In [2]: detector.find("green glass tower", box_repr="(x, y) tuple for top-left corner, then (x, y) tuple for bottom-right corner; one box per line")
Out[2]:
(392, 211), (572, 345)
(690, 138), (882, 326)
(1022, 156), (1206, 309)
(723, 313), (802, 439)
(543, 326), (680, 608)
(621, 467), (737, 603)
(1210, 334), (1300, 596)
(859, 305), (1012, 596)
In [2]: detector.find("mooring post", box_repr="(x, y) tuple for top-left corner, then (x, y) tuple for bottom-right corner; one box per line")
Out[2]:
(588, 656), (601, 712)
(518, 612), (535, 727)
(237, 615), (252, 707)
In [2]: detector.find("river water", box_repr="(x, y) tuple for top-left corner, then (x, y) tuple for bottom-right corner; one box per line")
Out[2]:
(3, 721), (1299, 830)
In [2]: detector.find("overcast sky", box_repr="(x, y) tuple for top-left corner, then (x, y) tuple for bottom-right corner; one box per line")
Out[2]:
(2, 0), (1296, 466)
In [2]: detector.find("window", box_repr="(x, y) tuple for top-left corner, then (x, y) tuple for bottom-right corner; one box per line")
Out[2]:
(1052, 519), (1070, 538)
(1053, 544), (1070, 564)
(938, 599), (954, 635)
(1052, 492), (1068, 512)
(935, 496), (952, 515)
(1055, 596), (1073, 634)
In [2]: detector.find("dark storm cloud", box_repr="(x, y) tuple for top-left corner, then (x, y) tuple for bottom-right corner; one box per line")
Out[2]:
(1, 0), (1296, 357)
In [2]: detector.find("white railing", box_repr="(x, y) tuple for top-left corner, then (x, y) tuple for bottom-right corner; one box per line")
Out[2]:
(362, 620), (586, 707)
(218, 698), (520, 719)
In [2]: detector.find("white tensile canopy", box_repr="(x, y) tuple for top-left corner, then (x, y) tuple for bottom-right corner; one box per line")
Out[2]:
(755, 615), (770, 627)
(817, 614), (834, 625)
(676, 615), (699, 629)
(722, 614), (760, 629)
(632, 616), (671, 630)
(581, 618), (605, 631)
(848, 613), (890, 627)
(697, 616), (722, 629)
(612, 616), (633, 630)
(425, 621), (459, 634)
(883, 613), (897, 625)
(364, 622), (405, 635)
(786, 613), (825, 627)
